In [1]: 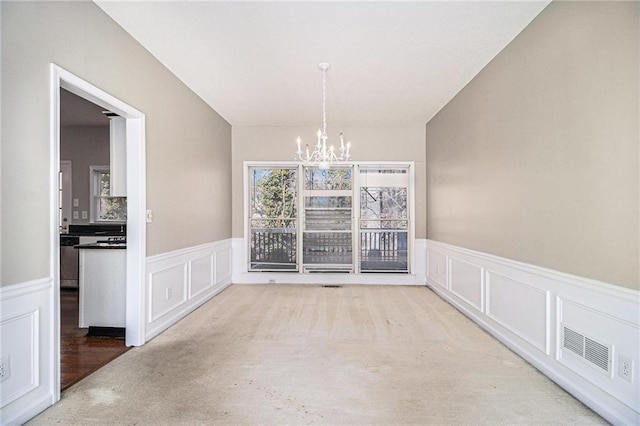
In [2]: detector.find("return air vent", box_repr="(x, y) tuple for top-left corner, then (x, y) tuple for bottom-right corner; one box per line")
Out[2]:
(562, 325), (611, 373)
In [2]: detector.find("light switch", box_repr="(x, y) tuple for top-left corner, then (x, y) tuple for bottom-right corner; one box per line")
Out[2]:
(73, 198), (79, 207)
(73, 211), (79, 220)
(81, 211), (88, 219)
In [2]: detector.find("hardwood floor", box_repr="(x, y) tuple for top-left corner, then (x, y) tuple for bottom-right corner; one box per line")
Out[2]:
(60, 288), (130, 391)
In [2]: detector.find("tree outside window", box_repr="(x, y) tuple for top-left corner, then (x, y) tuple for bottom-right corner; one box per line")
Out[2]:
(90, 166), (126, 222)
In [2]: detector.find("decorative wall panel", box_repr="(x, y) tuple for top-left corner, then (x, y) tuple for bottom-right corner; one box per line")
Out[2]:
(449, 258), (483, 312)
(486, 272), (549, 354)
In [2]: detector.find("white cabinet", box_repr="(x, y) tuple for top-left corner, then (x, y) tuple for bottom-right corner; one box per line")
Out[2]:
(109, 116), (127, 196)
(78, 248), (126, 328)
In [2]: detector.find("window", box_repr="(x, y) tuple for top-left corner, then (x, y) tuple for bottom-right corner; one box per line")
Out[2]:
(302, 167), (353, 272)
(246, 163), (412, 273)
(90, 166), (126, 223)
(359, 168), (409, 272)
(248, 167), (298, 271)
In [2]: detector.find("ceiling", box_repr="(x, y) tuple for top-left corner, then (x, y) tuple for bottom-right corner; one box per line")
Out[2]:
(94, 1), (549, 127)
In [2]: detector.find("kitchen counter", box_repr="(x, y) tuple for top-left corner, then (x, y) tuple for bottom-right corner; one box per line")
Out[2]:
(74, 243), (126, 249)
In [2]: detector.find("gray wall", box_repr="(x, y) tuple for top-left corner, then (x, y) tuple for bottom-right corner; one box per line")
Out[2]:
(60, 126), (110, 224)
(426, 1), (639, 289)
(1, 1), (232, 286)
(232, 125), (426, 239)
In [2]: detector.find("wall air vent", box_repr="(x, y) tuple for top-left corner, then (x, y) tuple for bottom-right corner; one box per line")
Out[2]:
(585, 338), (609, 372)
(562, 325), (611, 373)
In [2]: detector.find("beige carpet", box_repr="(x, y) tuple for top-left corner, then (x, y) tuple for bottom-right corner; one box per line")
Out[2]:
(30, 285), (605, 425)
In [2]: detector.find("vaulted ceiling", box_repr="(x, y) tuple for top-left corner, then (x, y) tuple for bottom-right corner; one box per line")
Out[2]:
(95, 1), (549, 127)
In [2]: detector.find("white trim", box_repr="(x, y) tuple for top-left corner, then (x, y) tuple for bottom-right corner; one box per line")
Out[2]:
(50, 64), (147, 415)
(0, 278), (51, 301)
(425, 239), (640, 425)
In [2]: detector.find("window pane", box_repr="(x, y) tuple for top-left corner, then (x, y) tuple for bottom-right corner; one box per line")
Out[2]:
(99, 172), (111, 196)
(249, 167), (298, 271)
(360, 187), (407, 220)
(250, 168), (297, 219)
(98, 197), (127, 221)
(250, 228), (297, 271)
(360, 230), (408, 272)
(304, 168), (351, 190)
(303, 232), (352, 265)
(305, 210), (352, 231)
(304, 196), (351, 209)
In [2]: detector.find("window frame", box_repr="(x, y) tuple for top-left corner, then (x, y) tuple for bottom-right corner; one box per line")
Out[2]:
(244, 161), (414, 274)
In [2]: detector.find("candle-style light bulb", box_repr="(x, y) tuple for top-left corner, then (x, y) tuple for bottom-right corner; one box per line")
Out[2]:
(296, 136), (302, 154)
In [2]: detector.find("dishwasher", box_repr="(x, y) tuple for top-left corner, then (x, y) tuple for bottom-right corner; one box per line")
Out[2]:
(60, 235), (79, 288)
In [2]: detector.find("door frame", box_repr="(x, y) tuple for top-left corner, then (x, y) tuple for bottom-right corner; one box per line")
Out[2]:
(50, 64), (147, 400)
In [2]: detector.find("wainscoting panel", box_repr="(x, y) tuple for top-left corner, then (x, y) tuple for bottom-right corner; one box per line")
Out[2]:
(449, 257), (483, 312)
(148, 263), (188, 323)
(215, 248), (232, 284)
(145, 239), (233, 341)
(486, 272), (549, 354)
(0, 278), (54, 426)
(424, 239), (640, 425)
(426, 247), (447, 290)
(190, 254), (215, 299)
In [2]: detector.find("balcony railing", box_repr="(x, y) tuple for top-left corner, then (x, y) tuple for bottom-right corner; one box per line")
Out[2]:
(250, 228), (297, 271)
(360, 230), (408, 272)
(250, 228), (408, 273)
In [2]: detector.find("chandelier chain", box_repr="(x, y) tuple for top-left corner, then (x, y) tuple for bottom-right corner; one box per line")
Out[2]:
(295, 62), (351, 169)
(322, 65), (327, 138)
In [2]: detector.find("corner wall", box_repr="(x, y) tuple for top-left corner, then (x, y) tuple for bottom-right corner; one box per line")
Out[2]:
(425, 1), (639, 289)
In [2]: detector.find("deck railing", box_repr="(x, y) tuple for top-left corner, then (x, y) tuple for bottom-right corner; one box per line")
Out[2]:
(250, 228), (408, 272)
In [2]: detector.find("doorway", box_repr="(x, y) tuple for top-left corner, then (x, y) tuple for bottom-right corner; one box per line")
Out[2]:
(58, 89), (130, 390)
(51, 64), (146, 401)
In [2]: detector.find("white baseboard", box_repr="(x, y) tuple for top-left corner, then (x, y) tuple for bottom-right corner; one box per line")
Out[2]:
(0, 278), (55, 426)
(231, 237), (428, 285)
(145, 239), (233, 341)
(425, 239), (640, 425)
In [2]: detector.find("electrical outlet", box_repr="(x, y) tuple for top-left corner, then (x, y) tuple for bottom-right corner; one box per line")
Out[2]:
(73, 211), (79, 220)
(618, 354), (634, 383)
(81, 211), (88, 219)
(268, 279), (276, 284)
(0, 355), (10, 382)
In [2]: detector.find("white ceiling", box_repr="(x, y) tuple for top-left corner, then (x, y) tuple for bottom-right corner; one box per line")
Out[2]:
(94, 1), (549, 127)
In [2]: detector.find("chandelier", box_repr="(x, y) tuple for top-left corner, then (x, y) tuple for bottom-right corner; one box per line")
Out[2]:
(296, 62), (351, 169)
